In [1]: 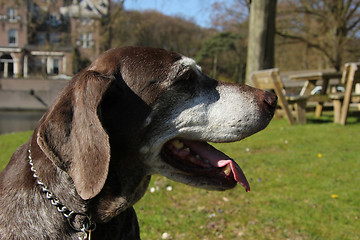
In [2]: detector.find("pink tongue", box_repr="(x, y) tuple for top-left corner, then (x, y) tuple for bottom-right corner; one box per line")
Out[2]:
(182, 140), (250, 192)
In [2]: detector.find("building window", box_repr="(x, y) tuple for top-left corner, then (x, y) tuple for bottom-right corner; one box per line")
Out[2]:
(49, 32), (59, 44)
(7, 8), (17, 22)
(0, 54), (14, 78)
(8, 29), (18, 46)
(79, 33), (93, 48)
(53, 58), (59, 74)
(38, 32), (46, 45)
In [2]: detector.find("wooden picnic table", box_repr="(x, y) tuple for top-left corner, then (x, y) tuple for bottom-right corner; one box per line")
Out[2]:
(289, 71), (342, 117)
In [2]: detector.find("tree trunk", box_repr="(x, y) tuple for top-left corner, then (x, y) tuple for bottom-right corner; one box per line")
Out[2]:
(213, 53), (218, 79)
(246, 0), (277, 85)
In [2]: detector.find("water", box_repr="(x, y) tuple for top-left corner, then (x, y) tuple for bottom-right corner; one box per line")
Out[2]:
(0, 110), (45, 135)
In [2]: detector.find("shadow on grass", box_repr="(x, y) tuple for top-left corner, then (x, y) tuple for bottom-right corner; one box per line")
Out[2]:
(307, 117), (333, 124)
(306, 111), (360, 125)
(346, 111), (360, 124)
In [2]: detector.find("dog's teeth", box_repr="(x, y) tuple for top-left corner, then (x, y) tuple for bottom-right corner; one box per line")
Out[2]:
(223, 165), (231, 175)
(172, 140), (184, 149)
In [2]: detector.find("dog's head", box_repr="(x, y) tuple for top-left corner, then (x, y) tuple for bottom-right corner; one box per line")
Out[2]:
(36, 47), (276, 204)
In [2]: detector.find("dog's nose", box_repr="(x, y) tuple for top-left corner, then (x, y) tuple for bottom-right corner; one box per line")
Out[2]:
(263, 91), (278, 108)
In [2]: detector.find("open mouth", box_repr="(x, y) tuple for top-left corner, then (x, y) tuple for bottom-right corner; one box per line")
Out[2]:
(160, 138), (250, 192)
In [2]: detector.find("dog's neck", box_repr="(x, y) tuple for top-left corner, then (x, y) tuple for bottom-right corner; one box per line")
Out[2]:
(28, 137), (146, 238)
(28, 144), (95, 239)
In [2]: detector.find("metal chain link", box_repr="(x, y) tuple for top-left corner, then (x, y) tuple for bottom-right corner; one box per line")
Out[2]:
(28, 146), (96, 239)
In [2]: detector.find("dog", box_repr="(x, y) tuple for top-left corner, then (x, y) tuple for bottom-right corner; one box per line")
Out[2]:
(0, 46), (277, 239)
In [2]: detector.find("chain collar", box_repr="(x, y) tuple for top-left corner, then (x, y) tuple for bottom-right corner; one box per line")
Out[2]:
(28, 145), (96, 239)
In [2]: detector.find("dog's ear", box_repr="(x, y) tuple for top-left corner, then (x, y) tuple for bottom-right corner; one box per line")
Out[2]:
(37, 71), (113, 200)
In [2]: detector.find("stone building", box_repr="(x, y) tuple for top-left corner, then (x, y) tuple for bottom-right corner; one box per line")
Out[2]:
(0, 0), (109, 78)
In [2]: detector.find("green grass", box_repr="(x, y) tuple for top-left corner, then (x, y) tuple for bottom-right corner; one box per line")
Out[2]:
(0, 131), (32, 168)
(0, 116), (359, 240)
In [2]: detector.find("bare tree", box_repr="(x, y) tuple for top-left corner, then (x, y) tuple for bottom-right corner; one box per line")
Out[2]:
(100, 0), (125, 51)
(210, 0), (250, 31)
(277, 0), (360, 70)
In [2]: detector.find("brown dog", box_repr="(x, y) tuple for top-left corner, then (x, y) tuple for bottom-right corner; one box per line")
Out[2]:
(0, 47), (277, 239)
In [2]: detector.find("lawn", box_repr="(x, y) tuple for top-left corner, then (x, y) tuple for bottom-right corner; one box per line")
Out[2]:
(0, 116), (359, 240)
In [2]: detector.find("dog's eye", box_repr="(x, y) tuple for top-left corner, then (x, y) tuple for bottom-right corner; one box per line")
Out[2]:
(173, 70), (194, 85)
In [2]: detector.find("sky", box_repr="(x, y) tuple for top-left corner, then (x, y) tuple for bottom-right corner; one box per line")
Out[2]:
(123, 0), (220, 28)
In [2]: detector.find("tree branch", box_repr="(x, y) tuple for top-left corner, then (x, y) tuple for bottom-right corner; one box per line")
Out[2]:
(276, 31), (333, 60)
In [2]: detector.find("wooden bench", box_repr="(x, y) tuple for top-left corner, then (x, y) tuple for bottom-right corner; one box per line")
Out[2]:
(329, 63), (360, 125)
(250, 68), (308, 125)
(289, 71), (342, 118)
